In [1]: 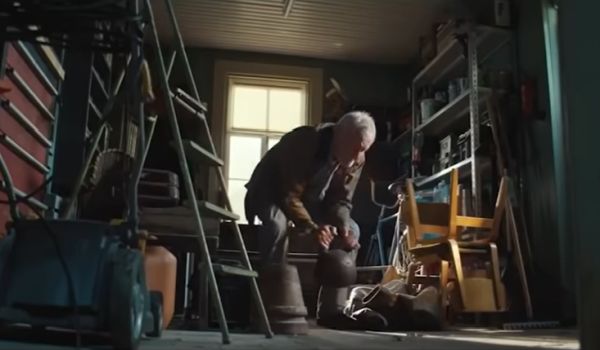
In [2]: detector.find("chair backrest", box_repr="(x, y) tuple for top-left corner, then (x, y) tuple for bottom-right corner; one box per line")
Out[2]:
(403, 178), (451, 249)
(403, 169), (509, 246)
(447, 171), (509, 243)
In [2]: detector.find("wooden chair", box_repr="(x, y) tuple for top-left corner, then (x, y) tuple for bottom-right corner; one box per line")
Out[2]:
(402, 169), (509, 314)
(400, 176), (453, 316)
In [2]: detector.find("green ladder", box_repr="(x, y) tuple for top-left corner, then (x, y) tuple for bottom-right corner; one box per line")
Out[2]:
(145, 0), (273, 344)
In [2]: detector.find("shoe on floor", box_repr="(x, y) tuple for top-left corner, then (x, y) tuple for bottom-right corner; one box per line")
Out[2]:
(316, 313), (359, 330)
(351, 307), (389, 331)
(410, 286), (442, 331)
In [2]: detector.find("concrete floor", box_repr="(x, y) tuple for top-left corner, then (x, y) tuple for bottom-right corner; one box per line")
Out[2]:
(0, 326), (579, 350)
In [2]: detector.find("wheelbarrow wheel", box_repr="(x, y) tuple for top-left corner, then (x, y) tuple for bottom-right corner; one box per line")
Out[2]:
(146, 291), (163, 338)
(110, 249), (145, 350)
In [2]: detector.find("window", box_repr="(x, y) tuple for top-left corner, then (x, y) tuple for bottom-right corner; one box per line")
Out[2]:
(225, 75), (309, 223)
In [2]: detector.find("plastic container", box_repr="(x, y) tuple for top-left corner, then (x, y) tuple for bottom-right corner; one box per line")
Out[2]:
(422, 232), (443, 241)
(495, 0), (511, 27)
(420, 98), (439, 123)
(433, 180), (450, 203)
(415, 189), (435, 203)
(448, 80), (459, 101)
(144, 245), (177, 329)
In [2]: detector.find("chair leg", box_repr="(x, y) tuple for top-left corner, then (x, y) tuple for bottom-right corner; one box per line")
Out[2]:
(439, 260), (450, 326)
(449, 240), (468, 311)
(489, 243), (504, 311)
(406, 262), (419, 293)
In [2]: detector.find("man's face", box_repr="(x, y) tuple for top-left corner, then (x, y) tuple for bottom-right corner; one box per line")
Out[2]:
(333, 129), (374, 169)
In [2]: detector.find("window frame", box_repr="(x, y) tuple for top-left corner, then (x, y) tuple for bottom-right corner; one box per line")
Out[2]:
(224, 74), (310, 177)
(210, 60), (323, 210)
(222, 75), (313, 223)
(226, 75), (309, 134)
(224, 132), (282, 224)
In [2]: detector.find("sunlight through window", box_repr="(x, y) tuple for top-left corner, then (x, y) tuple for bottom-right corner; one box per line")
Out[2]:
(225, 76), (308, 223)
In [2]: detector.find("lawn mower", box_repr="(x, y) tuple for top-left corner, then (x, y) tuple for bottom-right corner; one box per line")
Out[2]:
(0, 125), (161, 350)
(0, 20), (162, 350)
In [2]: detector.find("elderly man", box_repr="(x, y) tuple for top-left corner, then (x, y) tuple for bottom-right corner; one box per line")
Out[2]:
(244, 110), (376, 326)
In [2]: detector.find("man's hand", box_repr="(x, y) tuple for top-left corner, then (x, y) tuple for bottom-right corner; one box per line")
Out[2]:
(314, 224), (336, 250)
(338, 227), (360, 251)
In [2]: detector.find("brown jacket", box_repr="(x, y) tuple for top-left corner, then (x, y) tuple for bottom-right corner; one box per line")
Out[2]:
(244, 124), (363, 232)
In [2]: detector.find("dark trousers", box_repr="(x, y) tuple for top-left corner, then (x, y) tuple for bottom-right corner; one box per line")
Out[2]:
(246, 195), (360, 319)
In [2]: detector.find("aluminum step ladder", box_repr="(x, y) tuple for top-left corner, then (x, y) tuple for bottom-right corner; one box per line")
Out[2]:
(145, 0), (273, 344)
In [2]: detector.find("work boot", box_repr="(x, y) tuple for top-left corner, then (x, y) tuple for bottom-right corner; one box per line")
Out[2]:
(316, 285), (349, 318)
(316, 285), (362, 330)
(382, 279), (408, 295)
(361, 284), (414, 329)
(351, 307), (389, 331)
(408, 286), (442, 330)
(362, 285), (398, 311)
(316, 312), (359, 330)
(343, 285), (375, 316)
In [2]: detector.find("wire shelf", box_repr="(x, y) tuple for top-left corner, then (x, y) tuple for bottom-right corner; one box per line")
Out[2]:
(0, 0), (144, 52)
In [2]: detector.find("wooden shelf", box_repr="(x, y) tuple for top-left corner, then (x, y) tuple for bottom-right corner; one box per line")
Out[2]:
(416, 87), (493, 137)
(413, 25), (512, 86)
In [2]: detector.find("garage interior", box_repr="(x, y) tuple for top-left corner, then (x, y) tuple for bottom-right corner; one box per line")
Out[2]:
(0, 0), (596, 349)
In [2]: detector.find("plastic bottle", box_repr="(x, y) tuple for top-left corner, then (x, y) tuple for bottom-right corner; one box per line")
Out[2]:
(439, 180), (449, 203)
(495, 0), (511, 27)
(433, 180), (448, 203)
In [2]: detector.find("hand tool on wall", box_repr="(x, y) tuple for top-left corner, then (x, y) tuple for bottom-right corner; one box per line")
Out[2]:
(487, 93), (533, 261)
(486, 92), (533, 320)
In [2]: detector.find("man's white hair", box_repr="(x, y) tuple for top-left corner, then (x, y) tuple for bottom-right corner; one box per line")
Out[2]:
(335, 110), (376, 143)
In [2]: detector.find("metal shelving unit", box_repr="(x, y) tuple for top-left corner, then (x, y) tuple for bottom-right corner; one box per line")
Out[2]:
(415, 87), (495, 137)
(411, 24), (513, 215)
(413, 25), (512, 86)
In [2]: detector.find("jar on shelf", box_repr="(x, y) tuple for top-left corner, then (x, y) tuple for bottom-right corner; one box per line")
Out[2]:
(448, 80), (459, 101)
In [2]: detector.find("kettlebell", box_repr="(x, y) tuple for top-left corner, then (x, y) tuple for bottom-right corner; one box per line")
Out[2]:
(315, 248), (357, 288)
